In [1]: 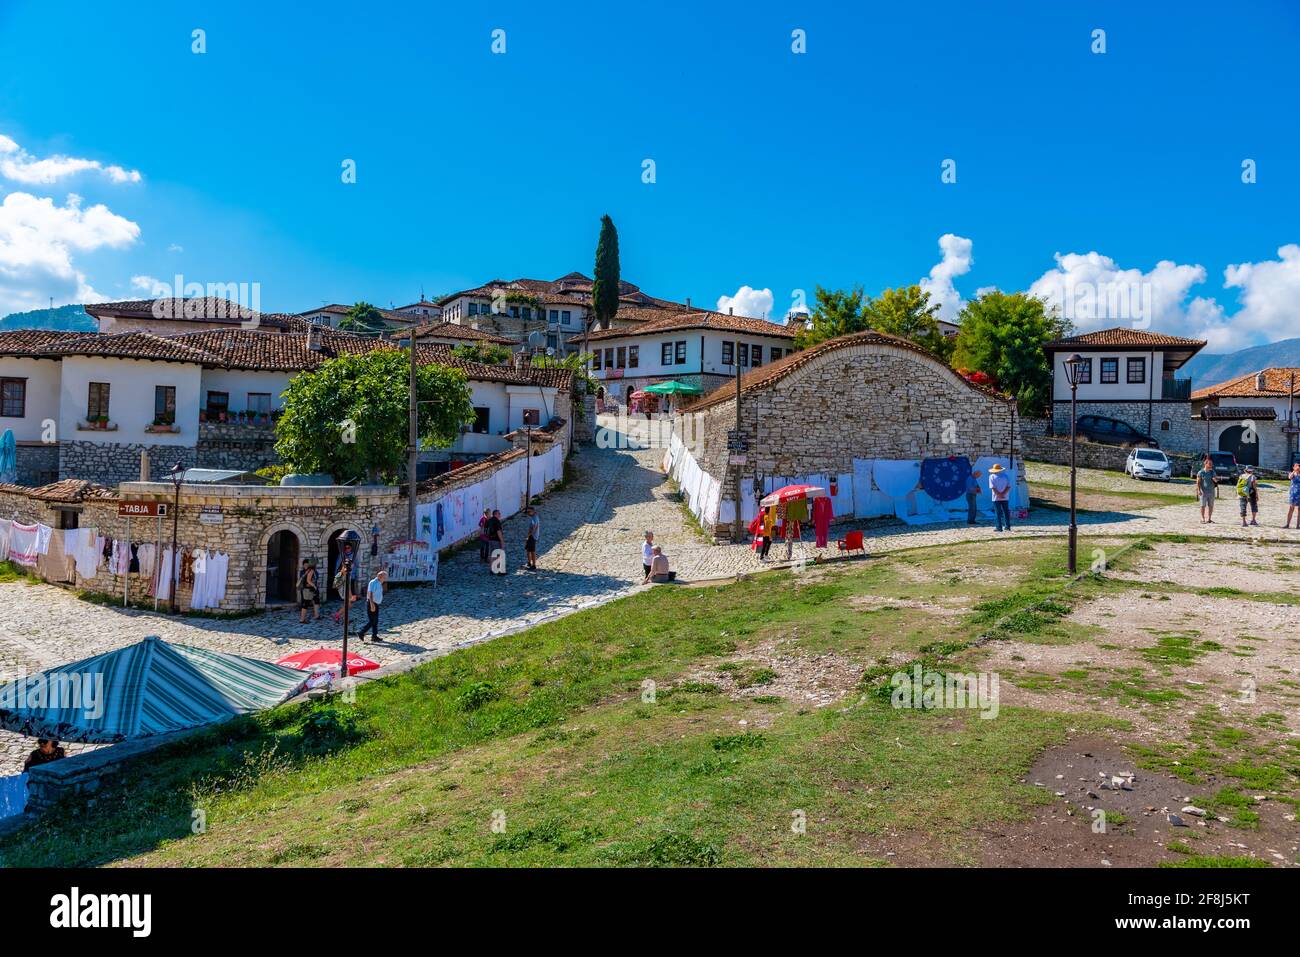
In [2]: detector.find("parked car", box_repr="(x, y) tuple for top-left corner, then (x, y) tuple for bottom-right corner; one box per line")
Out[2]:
(1125, 448), (1172, 481)
(1075, 414), (1159, 448)
(1188, 450), (1240, 481)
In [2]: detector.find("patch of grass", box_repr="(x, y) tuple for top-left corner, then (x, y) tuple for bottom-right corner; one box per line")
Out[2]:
(1158, 855), (1270, 869)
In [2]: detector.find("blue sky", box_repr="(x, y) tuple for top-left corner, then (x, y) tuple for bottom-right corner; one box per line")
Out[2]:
(1, 0), (1298, 348)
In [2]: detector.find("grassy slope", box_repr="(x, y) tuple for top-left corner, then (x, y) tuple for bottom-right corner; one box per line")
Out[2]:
(2, 535), (1294, 867)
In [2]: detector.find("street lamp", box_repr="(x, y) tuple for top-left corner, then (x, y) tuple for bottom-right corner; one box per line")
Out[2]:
(166, 462), (185, 612)
(1062, 354), (1086, 574)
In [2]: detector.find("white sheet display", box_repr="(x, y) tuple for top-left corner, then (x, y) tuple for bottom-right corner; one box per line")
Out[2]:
(874, 460), (921, 500)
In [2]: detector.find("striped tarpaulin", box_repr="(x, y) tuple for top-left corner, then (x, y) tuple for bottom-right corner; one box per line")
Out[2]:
(0, 636), (307, 743)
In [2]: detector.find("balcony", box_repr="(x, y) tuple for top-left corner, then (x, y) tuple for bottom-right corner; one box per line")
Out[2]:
(1162, 378), (1192, 401)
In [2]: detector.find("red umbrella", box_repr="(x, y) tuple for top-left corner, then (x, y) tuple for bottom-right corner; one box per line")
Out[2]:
(276, 648), (380, 674)
(760, 484), (827, 508)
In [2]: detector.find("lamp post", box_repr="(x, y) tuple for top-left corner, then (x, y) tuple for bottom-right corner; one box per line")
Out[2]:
(1062, 354), (1086, 574)
(167, 462), (184, 613)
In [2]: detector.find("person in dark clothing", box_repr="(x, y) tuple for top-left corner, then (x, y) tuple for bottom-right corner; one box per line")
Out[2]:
(23, 737), (66, 772)
(485, 510), (505, 574)
(477, 508), (491, 562)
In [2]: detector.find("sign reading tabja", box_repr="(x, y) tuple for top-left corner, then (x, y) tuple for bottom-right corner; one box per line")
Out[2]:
(118, 501), (168, 517)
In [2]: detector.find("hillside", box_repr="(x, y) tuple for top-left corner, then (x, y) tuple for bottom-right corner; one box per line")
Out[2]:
(1182, 337), (1300, 389)
(0, 303), (95, 333)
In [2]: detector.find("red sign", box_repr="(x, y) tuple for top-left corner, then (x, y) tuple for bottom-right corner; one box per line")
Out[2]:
(118, 501), (168, 517)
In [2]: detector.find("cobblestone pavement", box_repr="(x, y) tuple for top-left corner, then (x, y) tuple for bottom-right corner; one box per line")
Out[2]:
(2, 436), (1294, 774)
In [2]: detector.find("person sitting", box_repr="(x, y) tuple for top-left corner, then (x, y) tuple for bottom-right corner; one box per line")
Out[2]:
(644, 545), (674, 583)
(23, 737), (66, 772)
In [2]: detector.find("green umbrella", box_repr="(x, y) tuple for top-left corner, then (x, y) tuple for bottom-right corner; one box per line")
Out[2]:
(643, 380), (703, 396)
(0, 636), (308, 743)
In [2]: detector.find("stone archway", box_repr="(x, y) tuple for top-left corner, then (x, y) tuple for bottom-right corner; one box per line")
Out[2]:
(1218, 424), (1259, 467)
(255, 521), (310, 607)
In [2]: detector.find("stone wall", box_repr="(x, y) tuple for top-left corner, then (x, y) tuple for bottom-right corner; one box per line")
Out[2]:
(195, 421), (280, 471)
(15, 442), (58, 486)
(685, 338), (1020, 536)
(573, 394), (597, 444)
(1020, 416), (1050, 437)
(1023, 433), (1197, 474)
(58, 440), (196, 485)
(1051, 400), (1199, 454)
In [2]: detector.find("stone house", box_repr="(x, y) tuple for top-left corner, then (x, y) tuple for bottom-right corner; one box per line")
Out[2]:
(1042, 327), (1205, 452)
(586, 308), (798, 404)
(677, 330), (1021, 536)
(1191, 367), (1300, 470)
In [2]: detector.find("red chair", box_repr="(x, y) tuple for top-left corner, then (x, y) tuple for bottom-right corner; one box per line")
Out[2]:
(836, 530), (865, 556)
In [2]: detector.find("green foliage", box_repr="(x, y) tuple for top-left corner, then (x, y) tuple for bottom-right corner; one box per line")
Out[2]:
(274, 350), (473, 483)
(862, 285), (952, 360)
(795, 285), (869, 348)
(337, 301), (387, 334)
(532, 350), (597, 395)
(254, 464), (292, 486)
(952, 291), (1070, 416)
(592, 214), (621, 330)
(451, 342), (512, 365)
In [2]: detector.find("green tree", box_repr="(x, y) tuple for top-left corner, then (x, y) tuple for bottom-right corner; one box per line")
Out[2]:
(275, 351), (473, 483)
(591, 215), (620, 332)
(952, 291), (1071, 416)
(794, 285), (869, 348)
(532, 349), (597, 395)
(862, 285), (953, 361)
(451, 342), (511, 365)
(338, 301), (387, 334)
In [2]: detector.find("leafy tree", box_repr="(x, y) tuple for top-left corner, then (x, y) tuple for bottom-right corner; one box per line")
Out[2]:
(794, 285), (869, 348)
(862, 285), (953, 361)
(451, 342), (512, 365)
(952, 291), (1071, 416)
(591, 215), (620, 332)
(275, 351), (473, 483)
(338, 301), (387, 334)
(532, 349), (597, 395)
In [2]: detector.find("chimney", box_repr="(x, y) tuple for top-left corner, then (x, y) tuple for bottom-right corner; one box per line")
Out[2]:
(1256, 371), (1268, 392)
(307, 323), (322, 352)
(685, 297), (692, 311)
(139, 450), (151, 482)
(514, 351), (527, 372)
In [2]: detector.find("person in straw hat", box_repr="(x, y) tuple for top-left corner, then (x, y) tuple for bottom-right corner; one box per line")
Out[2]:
(987, 463), (1012, 532)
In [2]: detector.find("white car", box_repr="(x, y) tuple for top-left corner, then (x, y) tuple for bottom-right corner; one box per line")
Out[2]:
(1126, 448), (1172, 481)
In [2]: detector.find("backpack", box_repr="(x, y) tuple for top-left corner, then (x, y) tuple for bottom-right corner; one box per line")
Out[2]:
(1236, 475), (1253, 498)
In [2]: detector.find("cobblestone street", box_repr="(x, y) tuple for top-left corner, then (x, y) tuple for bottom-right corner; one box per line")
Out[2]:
(2, 432), (1295, 773)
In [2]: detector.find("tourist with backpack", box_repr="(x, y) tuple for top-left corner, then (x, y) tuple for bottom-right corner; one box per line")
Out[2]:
(1236, 466), (1259, 527)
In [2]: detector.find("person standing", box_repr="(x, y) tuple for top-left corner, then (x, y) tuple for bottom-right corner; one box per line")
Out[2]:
(332, 541), (360, 623)
(1196, 456), (1218, 524)
(1285, 462), (1300, 528)
(988, 463), (1012, 532)
(23, 737), (66, 772)
(965, 469), (983, 525)
(524, 506), (540, 570)
(357, 569), (387, 642)
(477, 508), (491, 563)
(642, 530), (655, 578)
(1237, 466), (1260, 527)
(298, 558), (321, 623)
(486, 509), (506, 574)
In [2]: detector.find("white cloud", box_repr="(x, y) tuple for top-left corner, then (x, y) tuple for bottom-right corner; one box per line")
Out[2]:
(918, 233), (973, 323)
(0, 133), (142, 186)
(0, 191), (141, 315)
(1027, 251), (1210, 336)
(131, 274), (166, 294)
(716, 285), (774, 320)
(167, 243), (184, 253)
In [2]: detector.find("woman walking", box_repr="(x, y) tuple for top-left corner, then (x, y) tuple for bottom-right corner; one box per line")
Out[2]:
(1285, 462), (1300, 528)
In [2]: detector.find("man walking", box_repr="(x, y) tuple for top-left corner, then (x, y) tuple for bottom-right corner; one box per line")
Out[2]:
(1237, 465), (1260, 527)
(642, 530), (655, 579)
(357, 569), (387, 642)
(965, 469), (983, 525)
(1196, 456), (1217, 523)
(988, 463), (1012, 532)
(524, 506), (540, 570)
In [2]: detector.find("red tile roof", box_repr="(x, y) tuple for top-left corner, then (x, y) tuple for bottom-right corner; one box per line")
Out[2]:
(1192, 367), (1300, 400)
(686, 329), (1010, 413)
(408, 321), (513, 345)
(0, 329), (91, 356)
(586, 308), (797, 341)
(1043, 328), (1207, 350)
(40, 332), (225, 364)
(0, 478), (118, 502)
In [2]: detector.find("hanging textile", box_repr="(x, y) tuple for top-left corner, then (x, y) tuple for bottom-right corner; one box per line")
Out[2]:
(8, 523), (41, 567)
(0, 519), (11, 561)
(873, 460), (922, 500)
(920, 456), (972, 503)
(813, 496), (833, 548)
(37, 528), (74, 582)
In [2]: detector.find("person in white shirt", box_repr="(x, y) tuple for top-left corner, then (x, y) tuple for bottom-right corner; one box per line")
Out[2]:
(357, 569), (387, 642)
(641, 531), (655, 579)
(987, 463), (1012, 532)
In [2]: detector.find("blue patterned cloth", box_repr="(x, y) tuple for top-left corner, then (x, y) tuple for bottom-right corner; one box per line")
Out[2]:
(921, 456), (972, 503)
(1290, 474), (1300, 507)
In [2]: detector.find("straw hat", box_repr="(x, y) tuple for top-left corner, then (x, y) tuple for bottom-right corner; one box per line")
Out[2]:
(987, 463), (1006, 473)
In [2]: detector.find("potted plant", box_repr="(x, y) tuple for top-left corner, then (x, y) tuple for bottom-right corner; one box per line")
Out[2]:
(199, 410), (207, 423)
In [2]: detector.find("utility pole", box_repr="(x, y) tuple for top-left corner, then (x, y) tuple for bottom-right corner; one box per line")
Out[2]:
(732, 341), (743, 543)
(408, 329), (419, 540)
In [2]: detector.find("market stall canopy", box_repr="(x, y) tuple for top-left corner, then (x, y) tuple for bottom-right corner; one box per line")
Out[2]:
(0, 636), (308, 744)
(642, 380), (703, 396)
(276, 648), (379, 675)
(760, 484), (827, 508)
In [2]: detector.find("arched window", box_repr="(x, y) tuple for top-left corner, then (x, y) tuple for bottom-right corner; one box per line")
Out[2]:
(1160, 420), (1171, 431)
